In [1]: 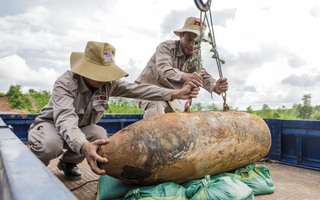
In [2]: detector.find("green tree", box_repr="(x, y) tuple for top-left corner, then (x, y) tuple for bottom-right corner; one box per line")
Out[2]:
(297, 93), (312, 119)
(107, 97), (141, 114)
(28, 89), (51, 110)
(110, 97), (139, 107)
(310, 105), (320, 120)
(6, 85), (32, 110)
(206, 103), (218, 111)
(262, 104), (270, 110)
(111, 97), (129, 106)
(246, 106), (254, 113)
(272, 112), (281, 119)
(191, 102), (203, 111)
(261, 104), (272, 118)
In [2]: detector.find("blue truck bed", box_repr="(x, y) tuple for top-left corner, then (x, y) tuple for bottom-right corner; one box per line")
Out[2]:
(1, 114), (320, 199)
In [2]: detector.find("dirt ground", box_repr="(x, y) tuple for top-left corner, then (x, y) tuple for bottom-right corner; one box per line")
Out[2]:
(0, 96), (34, 114)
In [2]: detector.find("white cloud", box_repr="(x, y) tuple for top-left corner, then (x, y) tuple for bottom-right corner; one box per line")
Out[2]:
(0, 54), (59, 93)
(0, 0), (319, 110)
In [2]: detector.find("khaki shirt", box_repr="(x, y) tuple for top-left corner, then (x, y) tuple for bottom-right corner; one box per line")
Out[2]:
(30, 70), (173, 153)
(135, 40), (216, 93)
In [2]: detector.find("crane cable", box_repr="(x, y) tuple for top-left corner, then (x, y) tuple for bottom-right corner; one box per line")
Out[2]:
(194, 0), (229, 111)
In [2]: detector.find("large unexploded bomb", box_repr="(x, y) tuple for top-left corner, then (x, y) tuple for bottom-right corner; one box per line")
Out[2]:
(97, 111), (271, 185)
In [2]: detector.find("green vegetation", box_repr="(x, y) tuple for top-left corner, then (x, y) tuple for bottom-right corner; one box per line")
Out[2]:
(1, 85), (320, 120)
(0, 92), (5, 98)
(28, 89), (51, 110)
(6, 85), (33, 111)
(191, 102), (219, 112)
(1, 85), (142, 114)
(248, 93), (320, 120)
(107, 97), (142, 114)
(250, 104), (298, 120)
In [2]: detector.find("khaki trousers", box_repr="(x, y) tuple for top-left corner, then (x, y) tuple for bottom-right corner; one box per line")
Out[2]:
(139, 99), (184, 118)
(28, 122), (107, 166)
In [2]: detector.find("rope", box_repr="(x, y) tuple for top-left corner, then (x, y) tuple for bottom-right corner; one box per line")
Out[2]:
(69, 179), (98, 191)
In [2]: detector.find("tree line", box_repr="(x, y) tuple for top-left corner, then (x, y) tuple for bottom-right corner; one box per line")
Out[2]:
(1, 85), (319, 120)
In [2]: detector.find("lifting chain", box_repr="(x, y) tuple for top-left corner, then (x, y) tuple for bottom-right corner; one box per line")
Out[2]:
(183, 22), (207, 113)
(194, 0), (229, 111)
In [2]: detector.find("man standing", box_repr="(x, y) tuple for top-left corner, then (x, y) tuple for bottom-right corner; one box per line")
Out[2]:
(135, 17), (228, 118)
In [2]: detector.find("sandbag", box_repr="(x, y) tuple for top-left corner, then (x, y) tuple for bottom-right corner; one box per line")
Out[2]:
(183, 175), (254, 200)
(231, 164), (275, 195)
(96, 175), (136, 200)
(123, 182), (187, 200)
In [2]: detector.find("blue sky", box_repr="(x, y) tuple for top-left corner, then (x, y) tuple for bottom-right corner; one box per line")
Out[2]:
(0, 0), (319, 110)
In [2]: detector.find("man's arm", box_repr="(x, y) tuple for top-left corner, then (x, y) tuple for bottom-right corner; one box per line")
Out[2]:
(155, 41), (185, 83)
(181, 72), (204, 88)
(171, 85), (200, 100)
(52, 78), (88, 154)
(109, 80), (199, 101)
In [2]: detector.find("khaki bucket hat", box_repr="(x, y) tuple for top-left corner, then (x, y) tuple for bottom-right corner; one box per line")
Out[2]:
(174, 17), (207, 37)
(70, 41), (128, 82)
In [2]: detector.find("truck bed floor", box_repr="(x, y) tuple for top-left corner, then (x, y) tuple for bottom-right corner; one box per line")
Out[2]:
(48, 158), (320, 200)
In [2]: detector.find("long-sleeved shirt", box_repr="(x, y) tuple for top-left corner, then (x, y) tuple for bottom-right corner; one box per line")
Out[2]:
(135, 40), (216, 93)
(30, 70), (174, 153)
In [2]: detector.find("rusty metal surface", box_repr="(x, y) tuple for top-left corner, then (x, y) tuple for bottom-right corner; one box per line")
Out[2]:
(98, 111), (271, 184)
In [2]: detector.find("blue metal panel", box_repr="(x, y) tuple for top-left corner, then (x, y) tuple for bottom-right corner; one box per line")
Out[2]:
(0, 115), (36, 144)
(0, 114), (143, 199)
(0, 114), (143, 141)
(0, 121), (77, 200)
(2, 114), (320, 171)
(264, 119), (282, 160)
(264, 119), (320, 170)
(97, 114), (142, 136)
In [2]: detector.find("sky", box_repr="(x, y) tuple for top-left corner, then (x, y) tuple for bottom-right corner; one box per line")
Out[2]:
(0, 0), (319, 110)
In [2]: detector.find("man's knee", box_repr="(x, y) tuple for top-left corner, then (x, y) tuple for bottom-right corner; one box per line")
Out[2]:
(28, 125), (64, 165)
(143, 109), (165, 118)
(81, 124), (107, 141)
(93, 125), (108, 139)
(143, 101), (168, 118)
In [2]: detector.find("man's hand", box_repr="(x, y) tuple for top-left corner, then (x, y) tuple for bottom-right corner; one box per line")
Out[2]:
(181, 72), (204, 88)
(214, 78), (228, 94)
(171, 85), (200, 100)
(81, 139), (109, 175)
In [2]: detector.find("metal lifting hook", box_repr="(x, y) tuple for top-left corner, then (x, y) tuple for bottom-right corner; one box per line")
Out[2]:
(194, 0), (212, 12)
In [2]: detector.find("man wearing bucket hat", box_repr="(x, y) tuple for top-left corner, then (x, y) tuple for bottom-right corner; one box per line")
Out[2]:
(135, 16), (229, 118)
(28, 41), (200, 180)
